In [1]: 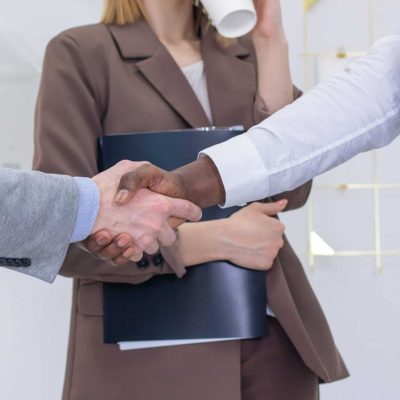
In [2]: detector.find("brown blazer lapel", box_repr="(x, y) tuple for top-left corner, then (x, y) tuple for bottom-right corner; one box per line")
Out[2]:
(108, 22), (210, 128)
(201, 25), (256, 127)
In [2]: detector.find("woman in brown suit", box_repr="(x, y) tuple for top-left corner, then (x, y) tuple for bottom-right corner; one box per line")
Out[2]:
(34, 1), (348, 399)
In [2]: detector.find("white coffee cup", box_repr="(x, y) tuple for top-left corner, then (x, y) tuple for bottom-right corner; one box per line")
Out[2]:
(200, 0), (257, 38)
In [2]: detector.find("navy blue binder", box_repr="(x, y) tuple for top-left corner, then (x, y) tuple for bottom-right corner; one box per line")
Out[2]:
(98, 128), (267, 343)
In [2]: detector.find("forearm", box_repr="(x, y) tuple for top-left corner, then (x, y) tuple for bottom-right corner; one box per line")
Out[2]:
(201, 34), (400, 206)
(246, 35), (400, 196)
(178, 220), (227, 266)
(253, 34), (294, 113)
(0, 169), (80, 283)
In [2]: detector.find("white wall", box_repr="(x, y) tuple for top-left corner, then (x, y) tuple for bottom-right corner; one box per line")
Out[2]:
(1, 1), (399, 399)
(0, 2), (102, 399)
(280, 1), (400, 399)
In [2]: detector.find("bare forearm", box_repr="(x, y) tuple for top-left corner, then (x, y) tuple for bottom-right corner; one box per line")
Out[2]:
(178, 220), (227, 267)
(253, 34), (294, 113)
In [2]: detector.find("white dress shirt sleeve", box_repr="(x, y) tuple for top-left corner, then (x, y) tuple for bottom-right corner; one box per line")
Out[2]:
(201, 34), (400, 208)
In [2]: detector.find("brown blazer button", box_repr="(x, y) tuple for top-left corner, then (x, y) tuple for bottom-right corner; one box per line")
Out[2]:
(137, 257), (150, 270)
(152, 254), (164, 267)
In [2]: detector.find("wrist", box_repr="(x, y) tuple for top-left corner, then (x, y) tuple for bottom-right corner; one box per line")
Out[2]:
(178, 220), (227, 265)
(207, 219), (232, 261)
(90, 176), (116, 234)
(252, 31), (288, 48)
(209, 218), (241, 262)
(174, 156), (225, 208)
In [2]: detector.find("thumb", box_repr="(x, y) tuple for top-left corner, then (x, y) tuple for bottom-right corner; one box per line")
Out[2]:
(114, 164), (156, 205)
(256, 199), (288, 216)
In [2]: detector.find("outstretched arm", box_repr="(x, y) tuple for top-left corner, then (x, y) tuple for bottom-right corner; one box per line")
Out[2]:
(116, 33), (400, 208)
(0, 163), (201, 283)
(202, 33), (400, 205)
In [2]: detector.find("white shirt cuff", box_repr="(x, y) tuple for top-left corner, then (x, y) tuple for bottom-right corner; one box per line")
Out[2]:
(200, 134), (269, 208)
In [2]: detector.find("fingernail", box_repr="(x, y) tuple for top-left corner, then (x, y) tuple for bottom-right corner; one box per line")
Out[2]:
(117, 237), (131, 248)
(123, 248), (135, 258)
(96, 236), (108, 246)
(115, 189), (129, 204)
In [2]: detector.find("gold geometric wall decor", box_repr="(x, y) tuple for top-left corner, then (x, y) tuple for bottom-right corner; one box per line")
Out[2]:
(304, 0), (320, 11)
(307, 182), (400, 272)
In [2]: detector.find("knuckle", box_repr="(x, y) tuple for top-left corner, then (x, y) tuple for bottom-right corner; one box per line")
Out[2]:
(141, 164), (157, 176)
(149, 246), (159, 255)
(162, 200), (172, 214)
(276, 238), (282, 248)
(164, 232), (177, 247)
(118, 159), (133, 169)
(131, 252), (144, 262)
(155, 196), (171, 214)
(259, 259), (272, 270)
(145, 220), (164, 237)
(249, 202), (261, 211)
(119, 174), (132, 187)
(265, 263), (273, 270)
(266, 257), (274, 267)
(274, 221), (284, 233)
(140, 235), (153, 247)
(180, 201), (191, 215)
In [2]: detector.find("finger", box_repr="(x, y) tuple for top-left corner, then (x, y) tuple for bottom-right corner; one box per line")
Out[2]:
(168, 198), (202, 222)
(112, 252), (135, 266)
(115, 164), (158, 205)
(97, 233), (133, 261)
(112, 160), (150, 175)
(114, 171), (141, 205)
(143, 241), (160, 255)
(255, 200), (288, 216)
(168, 216), (185, 230)
(119, 246), (144, 263)
(79, 230), (113, 254)
(157, 224), (178, 247)
(119, 246), (143, 263)
(136, 235), (160, 255)
(130, 252), (144, 263)
(122, 246), (142, 259)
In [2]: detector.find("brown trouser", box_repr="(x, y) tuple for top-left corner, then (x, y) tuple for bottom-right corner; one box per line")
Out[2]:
(241, 317), (319, 400)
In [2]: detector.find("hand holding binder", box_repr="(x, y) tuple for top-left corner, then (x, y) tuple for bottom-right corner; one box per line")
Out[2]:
(98, 127), (269, 347)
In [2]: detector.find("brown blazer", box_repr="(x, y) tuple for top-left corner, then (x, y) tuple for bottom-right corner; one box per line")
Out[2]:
(33, 20), (348, 400)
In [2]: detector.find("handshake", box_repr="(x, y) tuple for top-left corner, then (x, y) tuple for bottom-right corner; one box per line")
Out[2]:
(83, 160), (204, 264)
(84, 157), (286, 269)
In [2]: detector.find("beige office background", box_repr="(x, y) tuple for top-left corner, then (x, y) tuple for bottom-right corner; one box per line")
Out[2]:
(0, 1), (400, 399)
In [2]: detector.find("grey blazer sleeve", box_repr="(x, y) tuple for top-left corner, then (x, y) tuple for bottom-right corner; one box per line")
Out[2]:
(0, 168), (79, 282)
